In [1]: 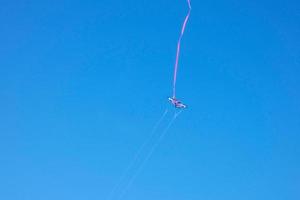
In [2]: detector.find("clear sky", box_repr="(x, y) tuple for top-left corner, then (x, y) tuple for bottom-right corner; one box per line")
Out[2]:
(1, 0), (299, 199)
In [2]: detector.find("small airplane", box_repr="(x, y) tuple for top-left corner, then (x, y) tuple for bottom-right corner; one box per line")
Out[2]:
(168, 97), (187, 108)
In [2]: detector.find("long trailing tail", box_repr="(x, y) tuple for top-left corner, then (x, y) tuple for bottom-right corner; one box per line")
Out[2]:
(172, 0), (191, 98)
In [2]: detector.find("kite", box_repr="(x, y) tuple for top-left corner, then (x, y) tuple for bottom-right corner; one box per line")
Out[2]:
(168, 97), (187, 108)
(169, 0), (191, 108)
(106, 1), (192, 199)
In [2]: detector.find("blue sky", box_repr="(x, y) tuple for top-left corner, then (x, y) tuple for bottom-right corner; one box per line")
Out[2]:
(0, 0), (299, 199)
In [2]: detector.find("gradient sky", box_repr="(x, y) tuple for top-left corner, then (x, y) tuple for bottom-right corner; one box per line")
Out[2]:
(1, 0), (299, 199)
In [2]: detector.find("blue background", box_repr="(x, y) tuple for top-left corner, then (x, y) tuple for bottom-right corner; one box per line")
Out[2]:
(1, 0), (299, 199)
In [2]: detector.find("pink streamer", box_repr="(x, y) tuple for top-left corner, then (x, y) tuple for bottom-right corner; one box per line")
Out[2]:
(172, 0), (191, 98)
